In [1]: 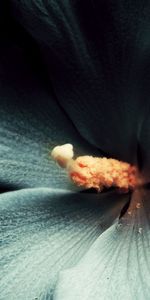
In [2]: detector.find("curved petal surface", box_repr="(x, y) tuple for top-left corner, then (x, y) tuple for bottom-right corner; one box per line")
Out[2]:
(54, 189), (150, 300)
(0, 188), (128, 299)
(10, 0), (150, 161)
(138, 112), (150, 178)
(0, 10), (98, 190)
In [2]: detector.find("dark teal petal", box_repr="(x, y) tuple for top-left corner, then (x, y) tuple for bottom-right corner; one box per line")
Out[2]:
(0, 6), (98, 190)
(54, 189), (150, 300)
(0, 188), (127, 299)
(10, 0), (150, 161)
(138, 114), (150, 178)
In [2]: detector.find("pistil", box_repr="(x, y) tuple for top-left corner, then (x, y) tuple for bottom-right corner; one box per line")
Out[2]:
(51, 144), (141, 192)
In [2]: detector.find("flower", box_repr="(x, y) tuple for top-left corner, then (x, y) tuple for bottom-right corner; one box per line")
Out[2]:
(0, 1), (150, 299)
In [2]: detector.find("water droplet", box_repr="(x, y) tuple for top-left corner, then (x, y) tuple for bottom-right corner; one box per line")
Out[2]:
(136, 203), (141, 209)
(138, 227), (142, 234)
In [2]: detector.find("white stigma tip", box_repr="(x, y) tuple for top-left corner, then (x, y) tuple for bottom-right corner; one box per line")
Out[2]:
(51, 144), (74, 168)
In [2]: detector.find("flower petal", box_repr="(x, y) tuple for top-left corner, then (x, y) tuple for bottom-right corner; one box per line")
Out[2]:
(138, 114), (150, 177)
(10, 0), (149, 161)
(0, 9), (98, 190)
(0, 188), (127, 299)
(54, 188), (150, 300)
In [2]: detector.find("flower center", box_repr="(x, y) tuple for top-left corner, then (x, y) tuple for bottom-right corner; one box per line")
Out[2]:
(51, 144), (144, 193)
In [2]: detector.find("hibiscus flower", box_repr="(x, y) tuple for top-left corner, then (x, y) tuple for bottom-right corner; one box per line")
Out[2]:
(0, 1), (150, 299)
